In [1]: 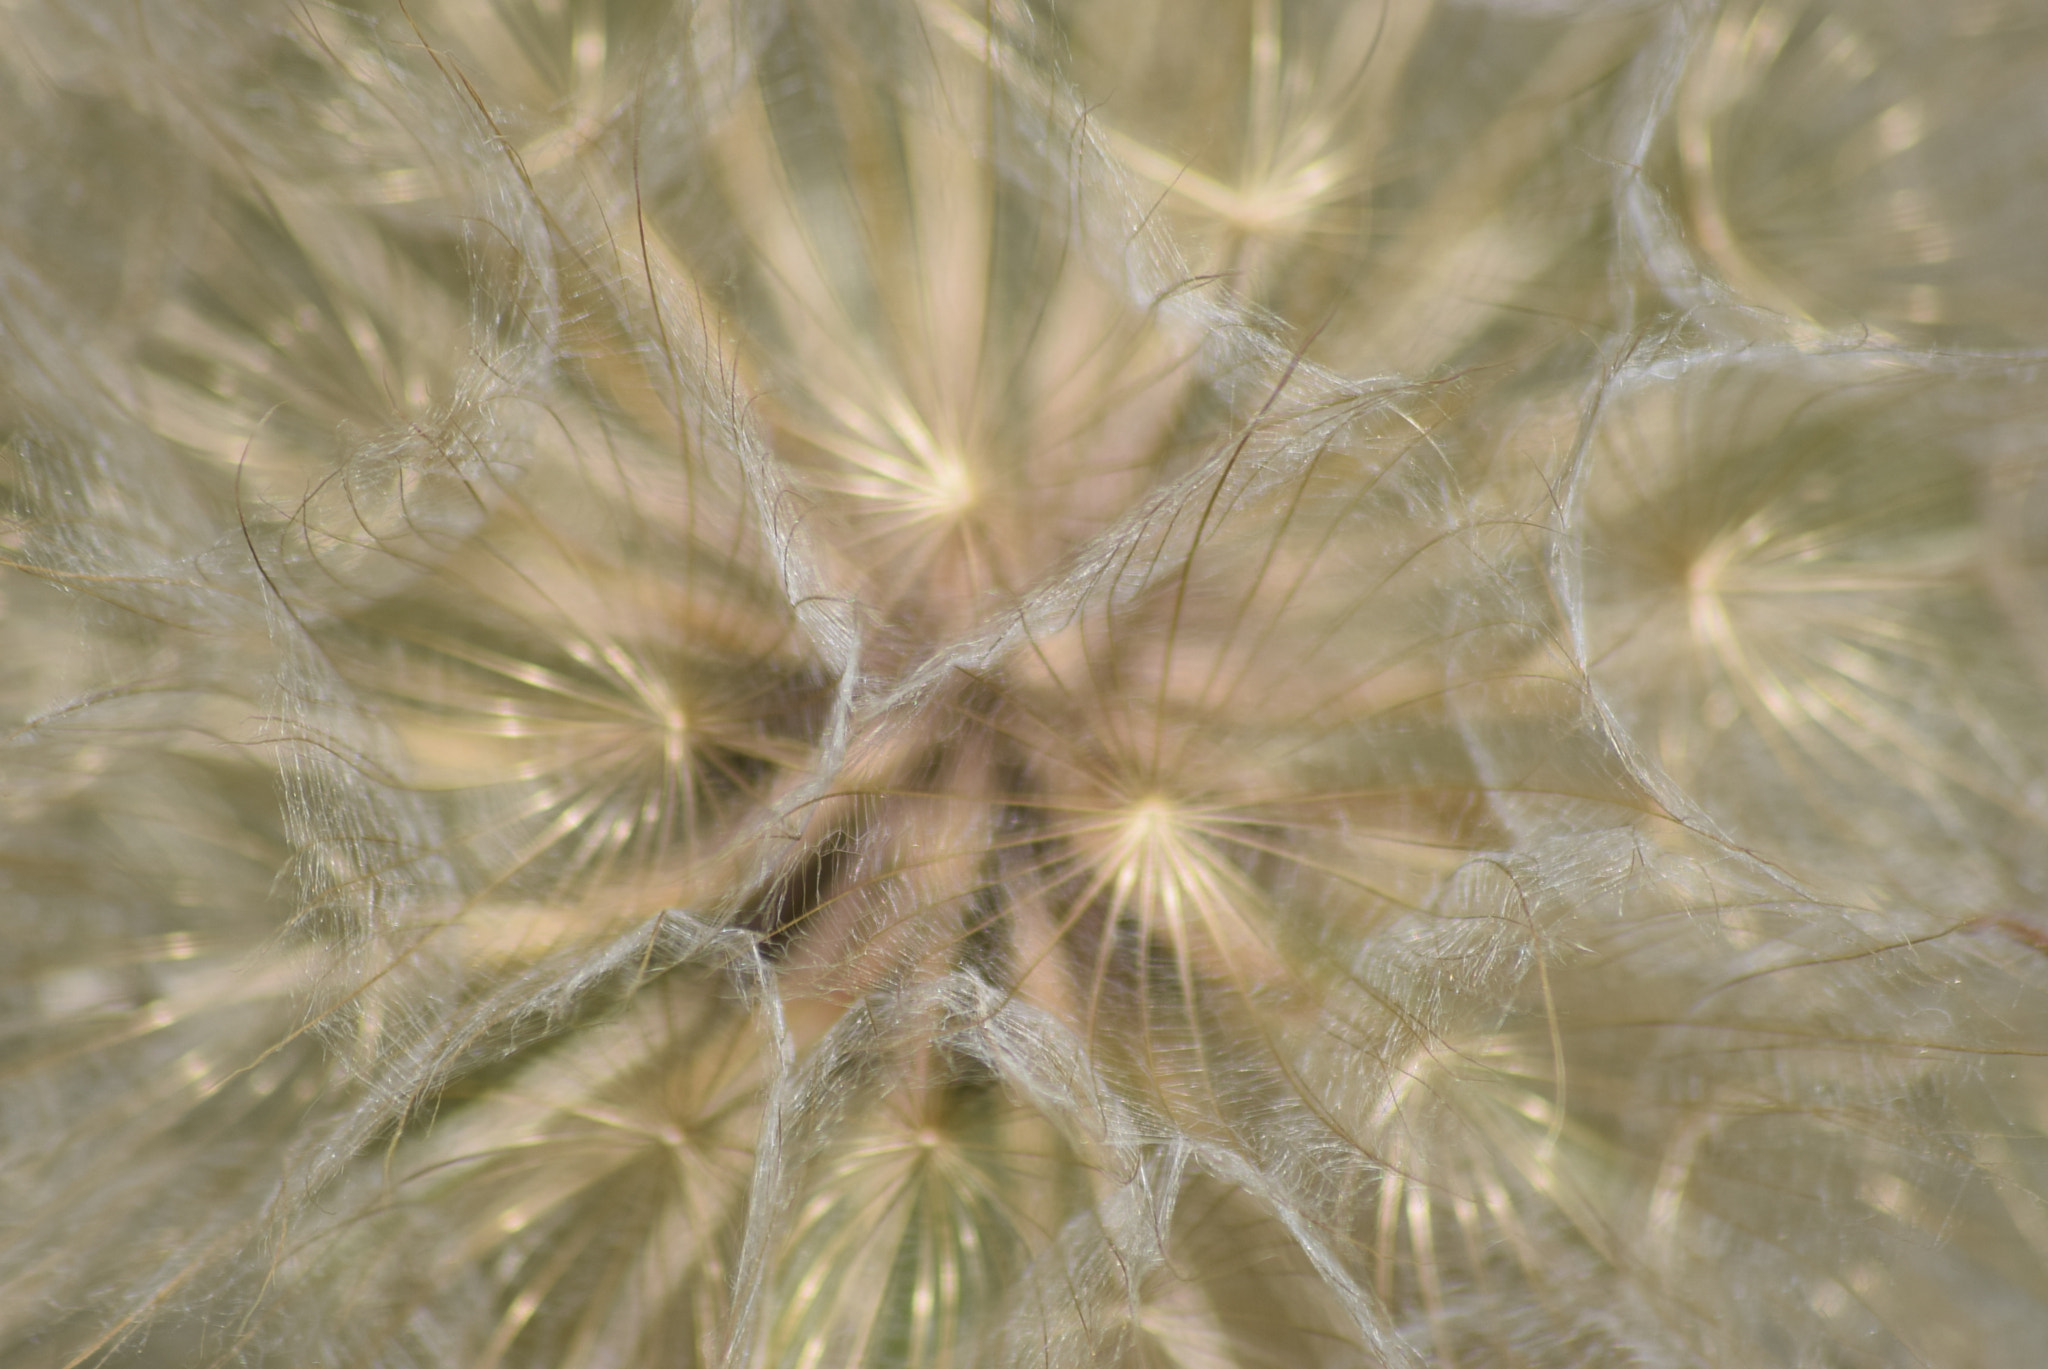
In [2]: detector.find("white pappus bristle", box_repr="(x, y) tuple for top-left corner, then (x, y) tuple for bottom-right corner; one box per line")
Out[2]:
(4, 2), (2048, 1366)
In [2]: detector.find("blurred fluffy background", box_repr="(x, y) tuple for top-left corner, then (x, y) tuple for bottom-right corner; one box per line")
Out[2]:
(5, 1), (2048, 1364)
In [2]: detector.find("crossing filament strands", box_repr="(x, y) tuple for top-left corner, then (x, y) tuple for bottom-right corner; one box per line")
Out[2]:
(4, 2), (2048, 1368)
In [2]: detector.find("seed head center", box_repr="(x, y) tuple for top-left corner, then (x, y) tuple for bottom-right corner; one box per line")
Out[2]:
(923, 452), (976, 516)
(1123, 795), (1184, 851)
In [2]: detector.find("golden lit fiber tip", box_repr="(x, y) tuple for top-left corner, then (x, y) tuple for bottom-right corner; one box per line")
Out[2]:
(5, 1), (2048, 1367)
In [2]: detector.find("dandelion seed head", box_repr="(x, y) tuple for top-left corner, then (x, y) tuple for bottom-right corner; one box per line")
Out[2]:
(9, 1), (2048, 1366)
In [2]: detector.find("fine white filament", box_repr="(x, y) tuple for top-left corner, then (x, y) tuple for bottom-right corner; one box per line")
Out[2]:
(5, 2), (2048, 1366)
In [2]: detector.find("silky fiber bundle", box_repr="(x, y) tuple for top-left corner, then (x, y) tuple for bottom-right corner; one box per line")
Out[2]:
(7, 2), (2048, 1365)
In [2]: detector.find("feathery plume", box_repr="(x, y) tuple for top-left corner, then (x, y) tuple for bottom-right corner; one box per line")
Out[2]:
(5, 1), (2048, 1366)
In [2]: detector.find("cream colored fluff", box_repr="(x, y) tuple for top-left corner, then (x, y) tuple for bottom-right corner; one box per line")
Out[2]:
(5, 2), (2048, 1365)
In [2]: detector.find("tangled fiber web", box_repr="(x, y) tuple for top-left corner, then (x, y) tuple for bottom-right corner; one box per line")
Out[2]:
(7, 0), (2048, 1364)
